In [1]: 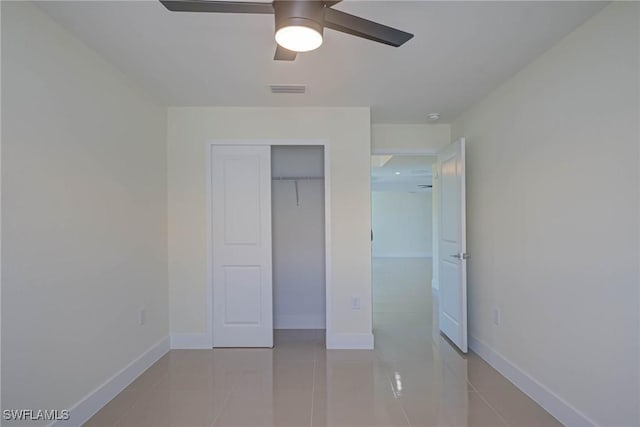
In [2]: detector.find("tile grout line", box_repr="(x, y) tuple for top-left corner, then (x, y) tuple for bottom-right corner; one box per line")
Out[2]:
(437, 351), (510, 427)
(105, 367), (170, 426)
(380, 360), (412, 427)
(472, 388), (511, 427)
(209, 385), (235, 427)
(462, 353), (509, 427)
(466, 376), (479, 392)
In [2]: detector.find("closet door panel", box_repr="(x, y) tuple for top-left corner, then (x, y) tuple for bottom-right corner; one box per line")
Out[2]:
(211, 145), (273, 347)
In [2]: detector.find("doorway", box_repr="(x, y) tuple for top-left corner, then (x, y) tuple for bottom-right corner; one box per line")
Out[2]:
(370, 154), (438, 357)
(207, 141), (330, 348)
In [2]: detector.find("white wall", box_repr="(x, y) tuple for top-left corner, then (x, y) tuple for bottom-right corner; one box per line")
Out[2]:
(1, 2), (168, 425)
(372, 192), (432, 258)
(168, 107), (372, 347)
(272, 147), (325, 329)
(452, 3), (639, 426)
(371, 124), (450, 154)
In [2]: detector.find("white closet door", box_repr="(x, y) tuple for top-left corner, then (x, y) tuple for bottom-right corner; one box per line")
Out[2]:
(211, 145), (273, 347)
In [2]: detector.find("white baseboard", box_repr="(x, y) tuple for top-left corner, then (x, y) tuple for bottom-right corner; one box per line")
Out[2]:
(170, 333), (212, 349)
(469, 335), (596, 427)
(275, 314), (325, 330)
(326, 332), (374, 349)
(51, 336), (170, 427)
(373, 252), (432, 259)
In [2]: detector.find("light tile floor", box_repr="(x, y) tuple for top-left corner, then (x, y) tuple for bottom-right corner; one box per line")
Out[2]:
(85, 258), (562, 427)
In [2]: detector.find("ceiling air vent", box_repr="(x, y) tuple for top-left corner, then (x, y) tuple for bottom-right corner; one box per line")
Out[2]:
(270, 84), (306, 94)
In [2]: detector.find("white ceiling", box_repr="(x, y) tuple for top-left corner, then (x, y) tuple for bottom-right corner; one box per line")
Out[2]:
(36, 1), (606, 123)
(371, 155), (435, 192)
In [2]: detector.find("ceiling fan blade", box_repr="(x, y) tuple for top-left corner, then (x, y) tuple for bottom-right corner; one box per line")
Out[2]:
(160, 0), (274, 14)
(274, 45), (297, 61)
(323, 7), (413, 47)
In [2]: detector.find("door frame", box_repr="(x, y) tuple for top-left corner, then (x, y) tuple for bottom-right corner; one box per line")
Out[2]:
(370, 148), (439, 292)
(371, 148), (438, 156)
(206, 139), (332, 348)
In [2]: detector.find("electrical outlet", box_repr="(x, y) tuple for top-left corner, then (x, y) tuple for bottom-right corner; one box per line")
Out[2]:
(351, 297), (361, 310)
(139, 308), (146, 326)
(493, 307), (501, 326)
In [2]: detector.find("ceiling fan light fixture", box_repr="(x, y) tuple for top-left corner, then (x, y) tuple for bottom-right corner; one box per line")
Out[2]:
(161, 0), (414, 62)
(275, 18), (323, 52)
(275, 25), (323, 52)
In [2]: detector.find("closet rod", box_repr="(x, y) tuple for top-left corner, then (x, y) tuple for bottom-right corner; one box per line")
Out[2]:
(272, 176), (323, 206)
(271, 176), (324, 181)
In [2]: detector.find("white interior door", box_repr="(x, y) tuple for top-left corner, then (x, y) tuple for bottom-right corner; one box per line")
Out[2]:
(211, 145), (273, 347)
(437, 138), (467, 353)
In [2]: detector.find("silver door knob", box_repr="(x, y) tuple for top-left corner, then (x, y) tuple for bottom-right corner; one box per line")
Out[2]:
(449, 253), (468, 260)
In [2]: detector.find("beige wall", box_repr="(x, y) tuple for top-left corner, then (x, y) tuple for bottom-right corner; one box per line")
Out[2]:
(167, 107), (372, 344)
(1, 2), (168, 424)
(452, 3), (639, 426)
(371, 123), (450, 153)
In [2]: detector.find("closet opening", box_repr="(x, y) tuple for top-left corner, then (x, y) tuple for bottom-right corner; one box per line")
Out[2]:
(271, 146), (326, 346)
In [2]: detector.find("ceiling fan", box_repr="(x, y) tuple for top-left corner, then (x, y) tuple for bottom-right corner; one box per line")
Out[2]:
(159, 0), (414, 61)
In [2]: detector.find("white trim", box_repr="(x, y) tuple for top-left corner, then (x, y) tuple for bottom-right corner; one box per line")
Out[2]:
(431, 278), (439, 291)
(210, 139), (328, 147)
(206, 139), (332, 348)
(326, 332), (374, 350)
(274, 314), (325, 330)
(371, 148), (438, 156)
(469, 335), (596, 427)
(324, 142), (333, 338)
(205, 142), (214, 350)
(372, 252), (432, 259)
(170, 333), (212, 349)
(51, 336), (170, 427)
